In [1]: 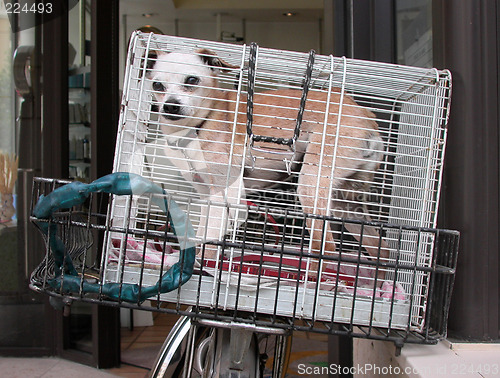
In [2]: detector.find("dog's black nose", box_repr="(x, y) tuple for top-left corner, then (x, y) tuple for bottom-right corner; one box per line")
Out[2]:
(163, 100), (181, 115)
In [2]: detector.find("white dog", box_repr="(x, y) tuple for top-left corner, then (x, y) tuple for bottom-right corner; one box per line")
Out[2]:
(145, 48), (388, 280)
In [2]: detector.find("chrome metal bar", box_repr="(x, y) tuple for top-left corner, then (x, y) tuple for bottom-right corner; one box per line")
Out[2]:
(196, 319), (289, 335)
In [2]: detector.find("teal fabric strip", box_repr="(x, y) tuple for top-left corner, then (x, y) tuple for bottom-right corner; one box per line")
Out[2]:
(33, 172), (196, 303)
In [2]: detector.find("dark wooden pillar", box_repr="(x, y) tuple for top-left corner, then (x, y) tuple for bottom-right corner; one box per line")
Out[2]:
(433, 0), (500, 341)
(41, 1), (69, 179)
(90, 0), (121, 368)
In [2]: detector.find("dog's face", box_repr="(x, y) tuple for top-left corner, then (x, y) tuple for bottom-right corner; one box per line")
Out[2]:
(146, 49), (235, 130)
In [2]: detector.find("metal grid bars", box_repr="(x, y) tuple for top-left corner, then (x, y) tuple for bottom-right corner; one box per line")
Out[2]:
(30, 178), (459, 345)
(106, 33), (453, 333)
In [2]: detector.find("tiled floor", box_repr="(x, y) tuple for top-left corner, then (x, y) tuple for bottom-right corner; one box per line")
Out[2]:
(0, 356), (117, 378)
(106, 311), (329, 378)
(0, 312), (329, 378)
(106, 364), (150, 378)
(107, 311), (179, 378)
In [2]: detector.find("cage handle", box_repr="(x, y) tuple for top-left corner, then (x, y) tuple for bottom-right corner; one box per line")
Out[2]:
(246, 43), (316, 147)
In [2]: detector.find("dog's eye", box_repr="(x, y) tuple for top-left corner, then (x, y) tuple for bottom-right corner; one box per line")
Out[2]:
(184, 76), (200, 86)
(152, 81), (165, 92)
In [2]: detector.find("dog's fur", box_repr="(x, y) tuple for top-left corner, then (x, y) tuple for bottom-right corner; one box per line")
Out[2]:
(146, 49), (388, 278)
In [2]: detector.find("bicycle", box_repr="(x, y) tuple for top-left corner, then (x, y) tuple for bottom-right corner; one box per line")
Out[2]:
(29, 34), (459, 377)
(29, 173), (459, 377)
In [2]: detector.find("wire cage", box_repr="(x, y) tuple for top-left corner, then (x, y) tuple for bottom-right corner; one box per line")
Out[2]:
(30, 32), (458, 346)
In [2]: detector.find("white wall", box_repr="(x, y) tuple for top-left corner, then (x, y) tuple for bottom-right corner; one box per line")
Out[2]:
(119, 18), (321, 88)
(246, 21), (320, 52)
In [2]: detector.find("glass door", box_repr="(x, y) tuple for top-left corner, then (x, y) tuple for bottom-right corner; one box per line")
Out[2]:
(0, 2), (120, 365)
(0, 5), (54, 356)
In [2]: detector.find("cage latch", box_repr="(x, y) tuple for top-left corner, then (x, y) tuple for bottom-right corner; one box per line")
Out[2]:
(246, 42), (315, 174)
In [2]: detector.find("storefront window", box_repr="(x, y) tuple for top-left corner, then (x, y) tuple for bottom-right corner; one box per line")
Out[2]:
(0, 6), (50, 353)
(396, 0), (433, 67)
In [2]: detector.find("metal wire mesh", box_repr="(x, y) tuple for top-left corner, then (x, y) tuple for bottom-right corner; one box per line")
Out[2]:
(29, 177), (459, 345)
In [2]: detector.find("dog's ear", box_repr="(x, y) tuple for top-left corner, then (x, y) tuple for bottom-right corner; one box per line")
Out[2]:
(196, 48), (238, 71)
(143, 50), (160, 78)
